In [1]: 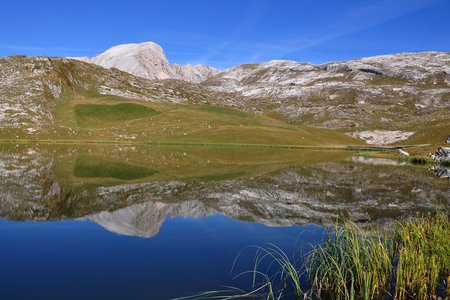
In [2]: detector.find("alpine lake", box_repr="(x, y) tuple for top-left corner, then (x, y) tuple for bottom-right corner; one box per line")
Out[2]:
(0, 143), (448, 299)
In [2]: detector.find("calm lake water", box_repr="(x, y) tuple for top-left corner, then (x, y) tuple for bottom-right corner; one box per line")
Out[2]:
(0, 144), (448, 299)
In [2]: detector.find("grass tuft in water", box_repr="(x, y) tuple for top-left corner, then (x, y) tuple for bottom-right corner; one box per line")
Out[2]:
(393, 212), (450, 299)
(180, 212), (449, 299)
(308, 213), (449, 299)
(306, 222), (393, 300)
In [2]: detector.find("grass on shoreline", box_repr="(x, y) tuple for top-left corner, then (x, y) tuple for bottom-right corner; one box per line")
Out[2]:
(307, 213), (449, 300)
(179, 212), (450, 300)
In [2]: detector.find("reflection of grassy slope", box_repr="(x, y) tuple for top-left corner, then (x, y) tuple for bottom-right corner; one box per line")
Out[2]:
(50, 144), (352, 187)
(74, 156), (157, 180)
(49, 96), (362, 146)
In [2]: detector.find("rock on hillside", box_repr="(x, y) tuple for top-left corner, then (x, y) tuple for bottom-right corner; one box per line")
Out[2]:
(83, 42), (219, 83)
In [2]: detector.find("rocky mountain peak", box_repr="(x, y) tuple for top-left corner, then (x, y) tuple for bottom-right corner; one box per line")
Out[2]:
(79, 41), (219, 83)
(91, 42), (172, 80)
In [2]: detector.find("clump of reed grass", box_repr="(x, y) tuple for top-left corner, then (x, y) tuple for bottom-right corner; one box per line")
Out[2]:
(307, 213), (449, 300)
(393, 212), (450, 299)
(306, 222), (393, 299)
(178, 212), (449, 300)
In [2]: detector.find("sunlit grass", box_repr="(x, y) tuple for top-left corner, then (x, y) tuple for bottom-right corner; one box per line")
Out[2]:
(43, 96), (365, 146)
(306, 222), (393, 300)
(393, 212), (450, 299)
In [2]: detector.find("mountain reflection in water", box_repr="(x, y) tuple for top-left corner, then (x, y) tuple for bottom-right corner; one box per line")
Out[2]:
(0, 144), (448, 237)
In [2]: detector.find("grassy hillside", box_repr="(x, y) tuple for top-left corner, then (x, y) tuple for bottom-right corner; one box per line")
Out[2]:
(4, 94), (362, 147)
(1, 56), (446, 148)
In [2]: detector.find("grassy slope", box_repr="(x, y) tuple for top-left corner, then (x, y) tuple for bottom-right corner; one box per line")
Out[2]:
(44, 95), (363, 146)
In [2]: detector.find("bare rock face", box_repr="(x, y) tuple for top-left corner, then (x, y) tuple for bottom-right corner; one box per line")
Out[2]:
(91, 42), (174, 80)
(87, 42), (219, 83)
(171, 63), (220, 84)
(349, 130), (415, 145)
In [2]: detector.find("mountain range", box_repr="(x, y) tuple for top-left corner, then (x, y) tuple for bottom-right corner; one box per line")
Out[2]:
(0, 41), (449, 146)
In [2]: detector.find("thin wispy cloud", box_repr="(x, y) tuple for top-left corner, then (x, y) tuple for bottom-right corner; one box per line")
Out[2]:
(184, 0), (445, 67)
(194, 0), (270, 65)
(252, 0), (445, 60)
(153, 0), (446, 68)
(294, 0), (442, 49)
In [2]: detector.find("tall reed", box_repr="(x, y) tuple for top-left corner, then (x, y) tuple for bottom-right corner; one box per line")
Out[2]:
(393, 212), (450, 299)
(306, 222), (393, 299)
(177, 212), (449, 300)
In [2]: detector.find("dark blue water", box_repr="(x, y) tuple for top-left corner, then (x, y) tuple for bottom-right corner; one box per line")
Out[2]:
(0, 215), (324, 300)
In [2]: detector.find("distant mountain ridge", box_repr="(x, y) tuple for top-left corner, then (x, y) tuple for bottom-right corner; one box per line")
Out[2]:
(201, 51), (450, 142)
(1, 46), (449, 145)
(71, 41), (219, 83)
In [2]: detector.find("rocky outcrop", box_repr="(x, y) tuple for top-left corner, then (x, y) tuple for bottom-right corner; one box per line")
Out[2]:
(348, 130), (414, 145)
(171, 63), (220, 83)
(429, 147), (450, 162)
(205, 52), (450, 98)
(87, 42), (219, 83)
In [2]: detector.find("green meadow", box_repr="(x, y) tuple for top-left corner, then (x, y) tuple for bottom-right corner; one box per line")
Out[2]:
(2, 95), (364, 147)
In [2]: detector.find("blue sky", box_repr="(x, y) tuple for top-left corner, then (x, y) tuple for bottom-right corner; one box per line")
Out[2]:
(0, 0), (449, 69)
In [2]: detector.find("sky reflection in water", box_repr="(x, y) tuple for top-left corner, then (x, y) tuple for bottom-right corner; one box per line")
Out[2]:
(0, 215), (323, 300)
